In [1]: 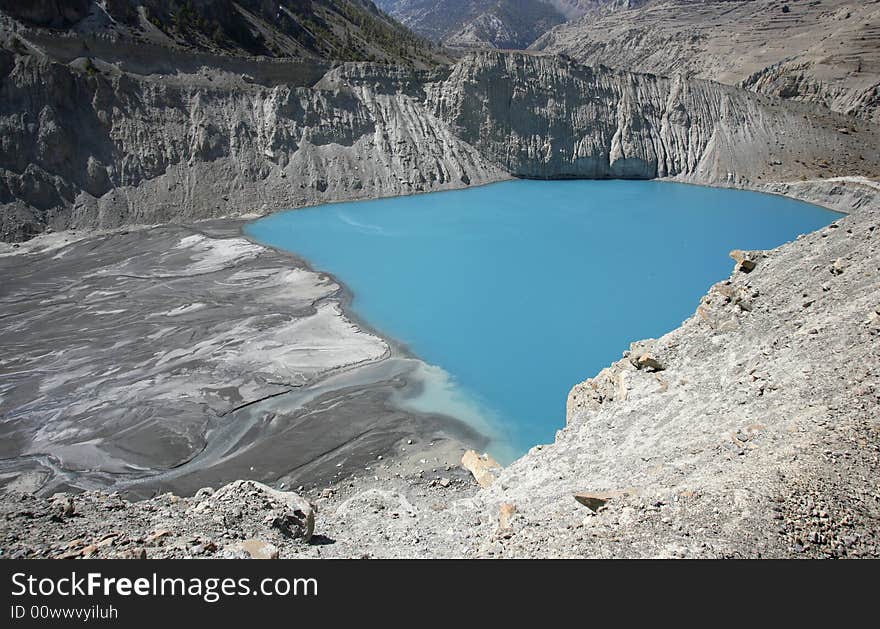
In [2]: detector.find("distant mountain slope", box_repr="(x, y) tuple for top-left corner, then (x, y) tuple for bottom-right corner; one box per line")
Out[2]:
(0, 0), (446, 66)
(374, 0), (611, 49)
(531, 0), (880, 122)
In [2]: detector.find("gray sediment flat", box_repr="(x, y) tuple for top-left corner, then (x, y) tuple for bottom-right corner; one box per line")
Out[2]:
(0, 220), (485, 497)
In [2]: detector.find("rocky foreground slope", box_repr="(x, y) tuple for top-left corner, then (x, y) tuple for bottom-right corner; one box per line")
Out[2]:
(2, 178), (877, 559)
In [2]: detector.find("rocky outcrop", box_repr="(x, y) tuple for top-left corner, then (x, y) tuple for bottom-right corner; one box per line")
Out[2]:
(461, 450), (500, 488)
(196, 480), (315, 543)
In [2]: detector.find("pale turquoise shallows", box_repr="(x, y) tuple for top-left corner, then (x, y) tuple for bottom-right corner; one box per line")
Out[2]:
(245, 180), (839, 461)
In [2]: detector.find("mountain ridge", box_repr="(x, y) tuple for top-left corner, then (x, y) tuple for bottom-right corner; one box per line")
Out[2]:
(0, 0), (447, 66)
(531, 0), (880, 123)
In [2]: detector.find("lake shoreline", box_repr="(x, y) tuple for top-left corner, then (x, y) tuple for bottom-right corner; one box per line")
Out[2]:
(2, 175), (875, 558)
(0, 176), (869, 501)
(243, 178), (840, 460)
(0, 219), (488, 501)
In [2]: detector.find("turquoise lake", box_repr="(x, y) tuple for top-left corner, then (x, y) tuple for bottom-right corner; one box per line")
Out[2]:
(245, 180), (839, 461)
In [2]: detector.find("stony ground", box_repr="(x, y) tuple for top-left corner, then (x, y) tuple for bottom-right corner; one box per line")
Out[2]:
(0, 447), (481, 559)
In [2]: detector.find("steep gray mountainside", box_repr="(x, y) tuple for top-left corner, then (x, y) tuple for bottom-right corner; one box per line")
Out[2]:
(2, 178), (877, 558)
(531, 0), (880, 123)
(2, 40), (880, 241)
(0, 0), (445, 65)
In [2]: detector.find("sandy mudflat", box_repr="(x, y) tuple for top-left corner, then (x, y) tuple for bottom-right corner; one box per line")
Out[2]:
(0, 220), (485, 498)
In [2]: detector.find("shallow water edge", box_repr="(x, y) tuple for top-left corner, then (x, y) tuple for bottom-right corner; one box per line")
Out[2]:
(243, 179), (841, 463)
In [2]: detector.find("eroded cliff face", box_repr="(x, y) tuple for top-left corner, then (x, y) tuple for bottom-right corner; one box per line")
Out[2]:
(2, 45), (880, 241)
(430, 52), (880, 182)
(0, 50), (504, 241)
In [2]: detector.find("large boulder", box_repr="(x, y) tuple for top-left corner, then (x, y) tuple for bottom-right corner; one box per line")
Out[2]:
(627, 339), (665, 372)
(729, 249), (763, 273)
(193, 480), (315, 543)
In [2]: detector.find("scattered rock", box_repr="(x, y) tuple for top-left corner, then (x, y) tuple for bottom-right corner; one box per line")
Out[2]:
(498, 503), (517, 530)
(830, 258), (846, 275)
(95, 532), (119, 549)
(145, 529), (172, 545)
(574, 493), (610, 512)
(628, 340), (665, 371)
(730, 249), (760, 273)
(574, 490), (633, 512)
(207, 480), (314, 543)
(461, 450), (501, 488)
(51, 494), (75, 519)
(228, 539), (279, 560)
(635, 353), (664, 372)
